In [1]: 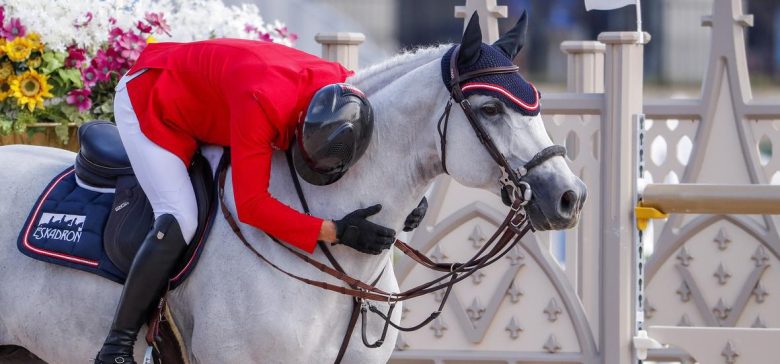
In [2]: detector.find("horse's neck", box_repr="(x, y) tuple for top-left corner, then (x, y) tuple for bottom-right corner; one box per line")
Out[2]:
(219, 55), (448, 283)
(283, 59), (447, 281)
(292, 58), (448, 281)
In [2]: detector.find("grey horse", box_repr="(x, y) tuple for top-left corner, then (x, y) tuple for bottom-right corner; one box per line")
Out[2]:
(0, 17), (585, 364)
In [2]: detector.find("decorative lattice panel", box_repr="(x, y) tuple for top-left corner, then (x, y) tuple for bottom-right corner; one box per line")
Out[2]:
(643, 118), (700, 185)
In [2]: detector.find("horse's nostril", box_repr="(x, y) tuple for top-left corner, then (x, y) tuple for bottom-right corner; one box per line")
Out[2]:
(559, 190), (577, 217)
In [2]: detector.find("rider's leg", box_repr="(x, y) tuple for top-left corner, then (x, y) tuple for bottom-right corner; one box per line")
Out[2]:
(95, 75), (198, 364)
(113, 72), (199, 242)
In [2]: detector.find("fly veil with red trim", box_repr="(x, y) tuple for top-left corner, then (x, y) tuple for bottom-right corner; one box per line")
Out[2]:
(440, 12), (539, 116)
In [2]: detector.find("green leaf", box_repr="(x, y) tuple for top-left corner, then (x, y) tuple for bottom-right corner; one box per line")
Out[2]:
(54, 122), (70, 144)
(0, 114), (12, 135)
(99, 98), (113, 114)
(60, 104), (79, 119)
(15, 110), (37, 134)
(44, 108), (67, 124)
(57, 68), (83, 89)
(61, 104), (91, 124)
(40, 51), (66, 74)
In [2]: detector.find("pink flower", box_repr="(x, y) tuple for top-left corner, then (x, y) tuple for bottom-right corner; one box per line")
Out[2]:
(104, 47), (125, 68)
(66, 88), (92, 112)
(115, 31), (146, 62)
(73, 11), (93, 29)
(244, 24), (258, 34)
(275, 26), (298, 42)
(81, 66), (100, 88)
(2, 18), (26, 40)
(108, 27), (125, 46)
(0, 7), (5, 26)
(109, 17), (117, 25)
(257, 32), (273, 42)
(135, 21), (152, 33)
(144, 12), (171, 36)
(91, 48), (124, 76)
(65, 45), (87, 68)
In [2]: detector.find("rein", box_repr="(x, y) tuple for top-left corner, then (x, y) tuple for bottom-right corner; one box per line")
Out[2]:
(217, 163), (531, 363)
(218, 45), (567, 363)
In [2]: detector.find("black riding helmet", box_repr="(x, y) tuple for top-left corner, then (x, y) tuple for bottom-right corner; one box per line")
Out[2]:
(291, 83), (374, 186)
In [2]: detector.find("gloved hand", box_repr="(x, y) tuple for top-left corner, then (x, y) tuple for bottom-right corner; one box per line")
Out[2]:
(403, 197), (428, 232)
(334, 204), (396, 255)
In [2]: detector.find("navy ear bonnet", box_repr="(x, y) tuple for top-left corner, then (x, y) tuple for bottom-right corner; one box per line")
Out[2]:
(441, 44), (540, 116)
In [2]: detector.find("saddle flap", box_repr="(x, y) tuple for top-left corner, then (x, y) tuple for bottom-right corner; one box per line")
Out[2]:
(103, 151), (220, 287)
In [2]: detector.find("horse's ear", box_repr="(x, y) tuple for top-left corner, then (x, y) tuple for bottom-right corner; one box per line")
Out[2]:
(493, 10), (528, 59)
(458, 11), (482, 69)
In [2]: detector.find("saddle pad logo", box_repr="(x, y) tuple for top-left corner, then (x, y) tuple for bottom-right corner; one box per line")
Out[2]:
(33, 213), (86, 243)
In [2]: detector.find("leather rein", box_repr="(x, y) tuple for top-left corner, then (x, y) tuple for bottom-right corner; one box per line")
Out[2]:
(217, 45), (565, 363)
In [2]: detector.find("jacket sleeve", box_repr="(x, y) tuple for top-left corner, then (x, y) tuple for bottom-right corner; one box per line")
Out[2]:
(228, 89), (323, 253)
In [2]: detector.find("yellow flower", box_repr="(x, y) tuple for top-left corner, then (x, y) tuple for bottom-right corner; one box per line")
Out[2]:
(0, 62), (13, 82)
(5, 37), (33, 62)
(0, 78), (12, 102)
(9, 69), (53, 111)
(146, 35), (157, 44)
(27, 57), (42, 69)
(0, 39), (5, 58)
(25, 33), (45, 52)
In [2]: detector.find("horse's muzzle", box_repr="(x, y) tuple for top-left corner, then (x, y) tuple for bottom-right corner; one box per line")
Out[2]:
(523, 169), (587, 231)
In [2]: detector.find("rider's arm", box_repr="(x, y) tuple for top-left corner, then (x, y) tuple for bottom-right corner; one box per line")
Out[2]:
(229, 92), (334, 253)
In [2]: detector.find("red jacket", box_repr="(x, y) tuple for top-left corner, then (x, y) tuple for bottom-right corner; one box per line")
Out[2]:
(125, 39), (353, 253)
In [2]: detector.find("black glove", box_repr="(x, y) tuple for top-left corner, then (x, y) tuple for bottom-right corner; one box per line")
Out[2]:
(334, 204), (396, 255)
(403, 197), (428, 232)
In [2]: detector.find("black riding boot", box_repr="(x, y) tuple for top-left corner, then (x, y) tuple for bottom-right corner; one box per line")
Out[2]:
(95, 214), (188, 364)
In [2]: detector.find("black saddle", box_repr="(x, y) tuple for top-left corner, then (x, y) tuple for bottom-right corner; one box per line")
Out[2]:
(75, 121), (134, 188)
(75, 120), (219, 279)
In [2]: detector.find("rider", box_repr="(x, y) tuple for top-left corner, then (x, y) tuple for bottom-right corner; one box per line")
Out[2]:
(96, 38), (401, 363)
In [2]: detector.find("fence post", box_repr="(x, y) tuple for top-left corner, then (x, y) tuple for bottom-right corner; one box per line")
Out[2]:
(597, 31), (650, 364)
(560, 41), (606, 93)
(314, 32), (365, 70)
(454, 0), (507, 43)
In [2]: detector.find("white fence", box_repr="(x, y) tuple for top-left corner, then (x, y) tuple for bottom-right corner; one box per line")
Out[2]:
(317, 0), (780, 362)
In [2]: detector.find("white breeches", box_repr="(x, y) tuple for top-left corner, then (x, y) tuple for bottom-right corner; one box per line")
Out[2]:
(113, 71), (198, 243)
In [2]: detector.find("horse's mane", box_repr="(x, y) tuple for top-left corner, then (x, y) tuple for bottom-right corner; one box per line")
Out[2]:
(349, 44), (451, 95)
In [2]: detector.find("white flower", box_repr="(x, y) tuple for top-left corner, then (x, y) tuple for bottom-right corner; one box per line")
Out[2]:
(4, 0), (294, 52)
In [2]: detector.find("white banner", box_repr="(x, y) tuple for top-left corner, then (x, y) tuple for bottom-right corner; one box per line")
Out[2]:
(584, 0), (635, 11)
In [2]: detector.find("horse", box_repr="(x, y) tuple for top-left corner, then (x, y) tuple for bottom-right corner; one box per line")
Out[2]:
(0, 14), (585, 364)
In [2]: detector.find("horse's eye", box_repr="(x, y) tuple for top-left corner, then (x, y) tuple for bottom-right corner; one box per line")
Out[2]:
(481, 103), (500, 116)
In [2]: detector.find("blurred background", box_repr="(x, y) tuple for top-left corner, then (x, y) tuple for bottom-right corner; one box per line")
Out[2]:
(225, 0), (780, 98)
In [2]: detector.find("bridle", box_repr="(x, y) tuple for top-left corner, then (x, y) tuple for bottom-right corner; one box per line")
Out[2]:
(438, 45), (566, 205)
(218, 45), (567, 363)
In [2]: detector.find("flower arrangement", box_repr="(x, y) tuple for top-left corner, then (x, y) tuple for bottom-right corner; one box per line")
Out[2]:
(0, 0), (297, 143)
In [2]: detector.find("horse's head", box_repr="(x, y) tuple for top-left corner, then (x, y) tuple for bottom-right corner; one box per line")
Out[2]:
(439, 12), (586, 230)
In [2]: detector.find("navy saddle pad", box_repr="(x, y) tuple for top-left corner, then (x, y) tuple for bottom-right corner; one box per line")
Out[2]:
(18, 167), (125, 281)
(17, 121), (224, 288)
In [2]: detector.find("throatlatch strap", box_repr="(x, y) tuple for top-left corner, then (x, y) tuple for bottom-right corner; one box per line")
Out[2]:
(436, 99), (453, 174)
